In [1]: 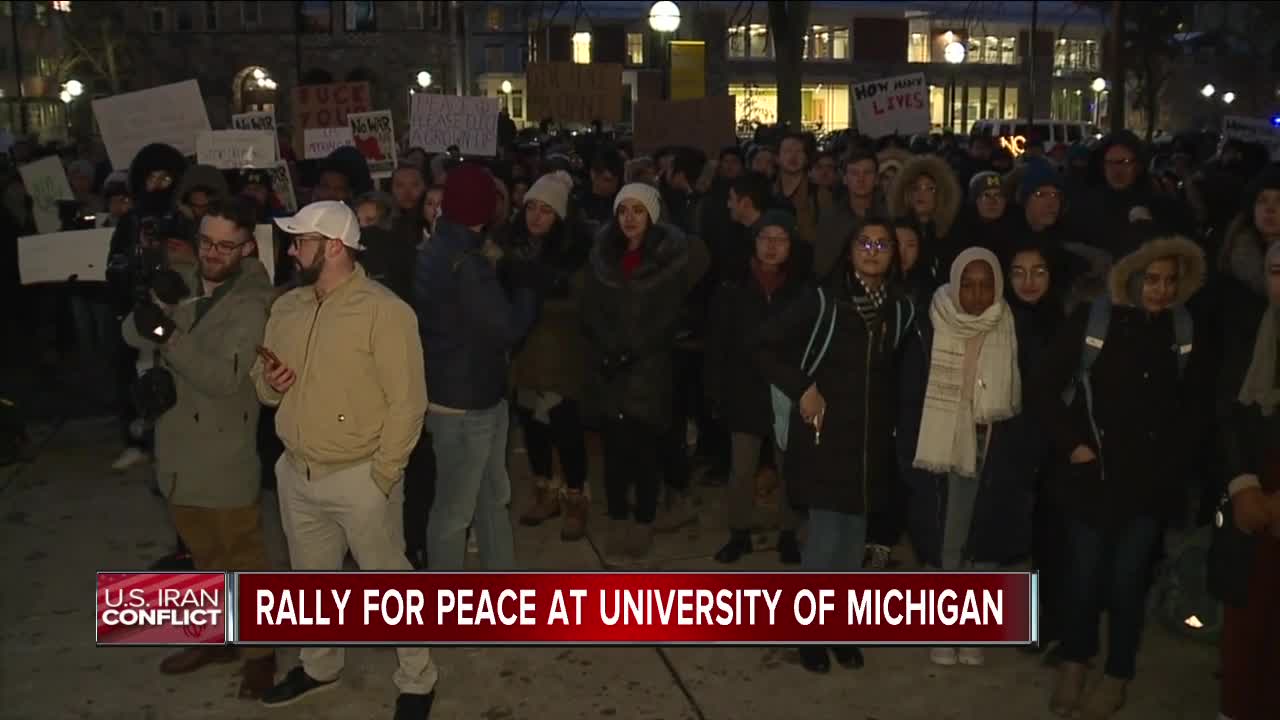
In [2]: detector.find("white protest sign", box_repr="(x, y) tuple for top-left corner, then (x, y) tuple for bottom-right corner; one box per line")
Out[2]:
(304, 127), (355, 160)
(349, 110), (397, 179)
(409, 94), (499, 156)
(270, 162), (297, 213)
(254, 225), (276, 283)
(18, 228), (114, 285)
(1222, 116), (1280, 161)
(231, 111), (276, 133)
(19, 157), (75, 234)
(852, 73), (929, 139)
(197, 130), (277, 169)
(92, 80), (211, 169)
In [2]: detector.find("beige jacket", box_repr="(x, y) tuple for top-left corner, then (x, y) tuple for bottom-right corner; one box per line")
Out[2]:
(251, 264), (427, 494)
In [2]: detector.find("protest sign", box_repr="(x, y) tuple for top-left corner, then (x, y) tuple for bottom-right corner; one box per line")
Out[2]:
(92, 80), (212, 169)
(18, 228), (114, 285)
(292, 82), (370, 155)
(526, 62), (623, 124)
(270, 162), (297, 213)
(349, 110), (397, 178)
(852, 73), (929, 139)
(634, 96), (736, 158)
(197, 130), (277, 169)
(409, 95), (499, 156)
(303, 127), (355, 160)
(19, 157), (75, 234)
(231, 111), (275, 132)
(253, 225), (276, 282)
(1222, 116), (1280, 161)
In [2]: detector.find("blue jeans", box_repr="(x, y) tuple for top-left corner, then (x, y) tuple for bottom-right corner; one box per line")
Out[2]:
(1059, 515), (1160, 679)
(426, 400), (514, 570)
(802, 510), (867, 572)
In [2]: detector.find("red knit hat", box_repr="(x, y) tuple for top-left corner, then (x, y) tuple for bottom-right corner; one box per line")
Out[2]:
(442, 163), (497, 227)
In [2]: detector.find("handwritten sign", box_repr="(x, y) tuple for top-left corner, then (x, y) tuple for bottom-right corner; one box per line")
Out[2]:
(349, 110), (397, 179)
(270, 162), (297, 213)
(852, 73), (929, 139)
(409, 95), (499, 156)
(526, 62), (622, 124)
(197, 130), (277, 169)
(18, 228), (114, 285)
(231, 111), (275, 132)
(634, 96), (737, 158)
(303, 127), (355, 160)
(291, 82), (370, 155)
(253, 225), (275, 282)
(92, 80), (212, 169)
(19, 157), (75, 234)
(1222, 116), (1280, 161)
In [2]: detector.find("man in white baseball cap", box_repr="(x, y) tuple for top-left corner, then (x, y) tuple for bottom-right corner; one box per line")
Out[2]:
(254, 200), (435, 717)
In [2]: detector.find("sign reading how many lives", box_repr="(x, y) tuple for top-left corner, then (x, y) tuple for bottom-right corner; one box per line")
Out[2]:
(852, 73), (929, 139)
(526, 63), (623, 124)
(291, 82), (370, 155)
(348, 110), (397, 179)
(409, 95), (499, 156)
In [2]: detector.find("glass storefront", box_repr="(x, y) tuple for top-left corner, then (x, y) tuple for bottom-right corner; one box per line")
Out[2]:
(929, 81), (1018, 132)
(730, 83), (851, 132)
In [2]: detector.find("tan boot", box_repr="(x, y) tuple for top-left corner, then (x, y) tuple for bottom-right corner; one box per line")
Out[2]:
(560, 488), (589, 541)
(1078, 675), (1127, 720)
(1049, 661), (1087, 717)
(519, 478), (560, 526)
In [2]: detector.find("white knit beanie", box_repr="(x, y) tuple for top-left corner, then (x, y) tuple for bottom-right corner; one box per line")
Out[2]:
(523, 170), (573, 219)
(613, 182), (661, 224)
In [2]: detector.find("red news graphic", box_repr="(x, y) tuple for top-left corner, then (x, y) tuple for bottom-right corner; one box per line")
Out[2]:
(233, 572), (1036, 646)
(96, 572), (228, 646)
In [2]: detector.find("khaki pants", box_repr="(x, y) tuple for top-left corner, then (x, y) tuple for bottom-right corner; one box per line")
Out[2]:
(275, 456), (437, 694)
(728, 433), (799, 532)
(170, 502), (272, 660)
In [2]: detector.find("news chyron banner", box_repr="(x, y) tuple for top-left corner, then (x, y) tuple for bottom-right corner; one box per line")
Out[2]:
(97, 572), (1038, 646)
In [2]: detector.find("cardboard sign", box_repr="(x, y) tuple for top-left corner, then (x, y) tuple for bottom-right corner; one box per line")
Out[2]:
(1222, 116), (1280, 161)
(231, 111), (275, 132)
(19, 156), (75, 234)
(270, 162), (297, 213)
(303, 127), (355, 160)
(291, 82), (371, 155)
(634, 96), (737, 158)
(409, 95), (499, 156)
(526, 62), (622, 124)
(197, 130), (277, 169)
(92, 80), (212, 169)
(18, 228), (114, 285)
(253, 225), (275, 283)
(852, 73), (929, 139)
(349, 110), (397, 179)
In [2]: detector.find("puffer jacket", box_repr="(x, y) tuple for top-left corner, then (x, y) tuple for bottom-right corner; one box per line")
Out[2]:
(887, 155), (962, 255)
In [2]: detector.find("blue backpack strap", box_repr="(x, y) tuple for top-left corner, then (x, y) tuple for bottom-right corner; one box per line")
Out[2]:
(1172, 305), (1193, 378)
(799, 288), (828, 371)
(1063, 295), (1112, 407)
(805, 294), (839, 374)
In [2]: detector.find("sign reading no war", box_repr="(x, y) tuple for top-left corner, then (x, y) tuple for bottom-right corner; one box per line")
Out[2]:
(409, 94), (499, 157)
(852, 73), (929, 139)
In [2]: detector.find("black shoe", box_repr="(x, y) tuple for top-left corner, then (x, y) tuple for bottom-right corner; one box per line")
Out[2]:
(714, 530), (752, 564)
(261, 667), (339, 707)
(148, 551), (194, 571)
(405, 548), (426, 570)
(798, 646), (830, 674)
(831, 646), (864, 669)
(777, 530), (801, 565)
(393, 691), (435, 719)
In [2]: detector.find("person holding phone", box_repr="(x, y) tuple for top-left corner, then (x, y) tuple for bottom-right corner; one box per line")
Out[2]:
(250, 201), (436, 719)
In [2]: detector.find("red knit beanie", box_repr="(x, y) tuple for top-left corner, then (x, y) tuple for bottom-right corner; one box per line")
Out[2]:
(443, 163), (497, 227)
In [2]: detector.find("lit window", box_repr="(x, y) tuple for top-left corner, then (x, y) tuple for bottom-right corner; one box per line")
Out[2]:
(52, 1), (71, 11)
(627, 32), (645, 65)
(510, 90), (524, 120)
(486, 7), (502, 31)
(572, 33), (591, 64)
(833, 28), (849, 59)
(1001, 37), (1016, 65)
(1054, 39), (1097, 72)
(908, 32), (929, 62)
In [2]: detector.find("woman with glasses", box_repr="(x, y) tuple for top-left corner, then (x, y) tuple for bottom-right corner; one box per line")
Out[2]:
(887, 156), (962, 299)
(754, 216), (916, 674)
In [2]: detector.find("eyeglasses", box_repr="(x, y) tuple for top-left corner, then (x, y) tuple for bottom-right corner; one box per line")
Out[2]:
(856, 239), (895, 253)
(198, 236), (248, 255)
(1105, 157), (1137, 167)
(1032, 189), (1062, 200)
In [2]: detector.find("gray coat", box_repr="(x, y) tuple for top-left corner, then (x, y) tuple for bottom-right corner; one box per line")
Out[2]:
(123, 259), (274, 508)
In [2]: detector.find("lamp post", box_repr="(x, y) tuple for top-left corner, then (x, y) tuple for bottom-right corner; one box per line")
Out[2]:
(649, 1), (681, 100)
(944, 41), (966, 131)
(60, 79), (83, 139)
(1091, 77), (1106, 126)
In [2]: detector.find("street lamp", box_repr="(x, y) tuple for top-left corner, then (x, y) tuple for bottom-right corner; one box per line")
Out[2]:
(65, 79), (84, 98)
(501, 80), (513, 95)
(59, 90), (72, 104)
(1091, 77), (1106, 93)
(1200, 83), (1215, 98)
(648, 1), (681, 33)
(1090, 77), (1106, 126)
(944, 41), (966, 130)
(1222, 91), (1236, 105)
(416, 71), (433, 90)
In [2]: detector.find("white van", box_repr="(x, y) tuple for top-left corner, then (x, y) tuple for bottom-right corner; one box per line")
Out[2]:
(970, 119), (1101, 156)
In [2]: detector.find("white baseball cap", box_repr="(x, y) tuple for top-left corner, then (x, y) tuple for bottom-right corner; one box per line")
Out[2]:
(273, 201), (364, 250)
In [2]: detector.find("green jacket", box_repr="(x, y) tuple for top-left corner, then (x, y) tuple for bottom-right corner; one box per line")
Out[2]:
(123, 258), (274, 508)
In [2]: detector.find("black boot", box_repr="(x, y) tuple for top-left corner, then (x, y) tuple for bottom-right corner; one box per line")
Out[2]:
(714, 529), (752, 564)
(777, 530), (801, 565)
(798, 646), (830, 674)
(831, 646), (864, 669)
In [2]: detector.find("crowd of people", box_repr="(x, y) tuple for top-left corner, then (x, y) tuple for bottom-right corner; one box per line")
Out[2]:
(0, 117), (1277, 720)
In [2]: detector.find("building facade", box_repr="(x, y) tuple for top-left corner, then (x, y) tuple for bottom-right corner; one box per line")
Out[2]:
(1, 0), (74, 142)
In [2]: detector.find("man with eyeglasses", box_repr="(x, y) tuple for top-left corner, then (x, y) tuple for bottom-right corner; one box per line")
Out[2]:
(121, 196), (278, 698)
(251, 201), (435, 718)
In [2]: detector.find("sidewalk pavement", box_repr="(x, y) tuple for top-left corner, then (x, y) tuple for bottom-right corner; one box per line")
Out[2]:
(1, 417), (1220, 720)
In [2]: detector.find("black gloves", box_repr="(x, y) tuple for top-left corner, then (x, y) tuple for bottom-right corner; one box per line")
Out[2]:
(150, 269), (190, 305)
(133, 302), (176, 344)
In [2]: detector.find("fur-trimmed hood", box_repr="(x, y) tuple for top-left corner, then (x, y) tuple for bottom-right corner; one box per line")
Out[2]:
(887, 155), (962, 239)
(1107, 234), (1206, 308)
(590, 220), (691, 291)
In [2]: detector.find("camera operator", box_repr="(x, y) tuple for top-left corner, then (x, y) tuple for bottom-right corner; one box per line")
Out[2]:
(120, 196), (277, 699)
